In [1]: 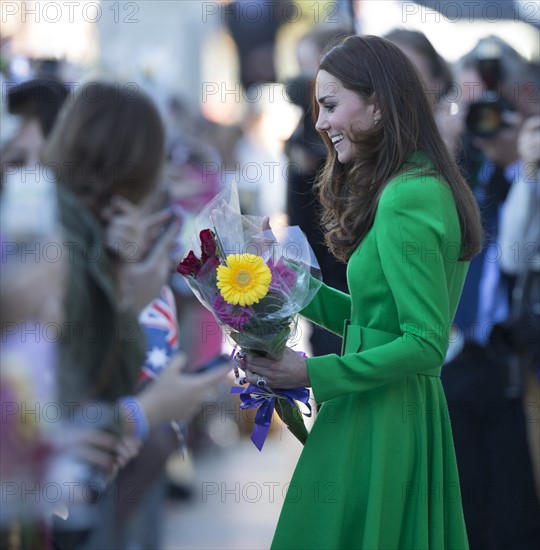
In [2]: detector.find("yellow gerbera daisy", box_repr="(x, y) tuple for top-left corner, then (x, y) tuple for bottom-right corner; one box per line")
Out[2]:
(216, 253), (272, 306)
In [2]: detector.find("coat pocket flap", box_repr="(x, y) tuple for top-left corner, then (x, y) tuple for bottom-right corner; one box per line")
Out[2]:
(341, 320), (362, 355)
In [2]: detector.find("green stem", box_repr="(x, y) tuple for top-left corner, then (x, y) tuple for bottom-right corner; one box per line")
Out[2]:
(274, 397), (308, 446)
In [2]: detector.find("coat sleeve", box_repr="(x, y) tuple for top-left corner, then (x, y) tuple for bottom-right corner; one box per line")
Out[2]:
(308, 177), (457, 403)
(300, 280), (351, 337)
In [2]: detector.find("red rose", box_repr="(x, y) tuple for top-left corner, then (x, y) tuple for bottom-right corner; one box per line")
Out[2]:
(177, 250), (202, 277)
(200, 229), (217, 261)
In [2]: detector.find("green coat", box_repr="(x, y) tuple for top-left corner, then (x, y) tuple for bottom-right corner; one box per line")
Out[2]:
(272, 154), (470, 549)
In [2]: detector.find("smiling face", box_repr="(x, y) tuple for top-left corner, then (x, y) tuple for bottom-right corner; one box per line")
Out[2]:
(315, 70), (379, 164)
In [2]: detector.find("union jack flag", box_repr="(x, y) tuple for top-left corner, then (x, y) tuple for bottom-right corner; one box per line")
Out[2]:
(138, 285), (179, 383)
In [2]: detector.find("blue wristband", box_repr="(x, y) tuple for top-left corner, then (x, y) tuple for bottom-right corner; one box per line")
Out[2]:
(119, 396), (149, 441)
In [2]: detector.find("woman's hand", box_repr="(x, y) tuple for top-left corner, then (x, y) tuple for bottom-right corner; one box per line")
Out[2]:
(114, 434), (143, 468)
(103, 196), (182, 311)
(244, 346), (310, 389)
(103, 196), (173, 261)
(118, 215), (181, 311)
(53, 427), (119, 472)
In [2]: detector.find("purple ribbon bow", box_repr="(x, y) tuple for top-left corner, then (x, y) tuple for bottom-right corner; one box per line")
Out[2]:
(230, 385), (311, 451)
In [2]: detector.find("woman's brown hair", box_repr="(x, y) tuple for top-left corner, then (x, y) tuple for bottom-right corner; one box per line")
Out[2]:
(313, 35), (482, 262)
(43, 81), (165, 221)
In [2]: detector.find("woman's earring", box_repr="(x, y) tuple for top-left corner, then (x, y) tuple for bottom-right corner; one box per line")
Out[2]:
(374, 118), (380, 126)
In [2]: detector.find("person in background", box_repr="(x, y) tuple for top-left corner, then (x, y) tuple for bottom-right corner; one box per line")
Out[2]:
(383, 28), (460, 154)
(441, 39), (540, 549)
(1, 77), (68, 176)
(222, 0), (293, 90)
(285, 25), (351, 357)
(40, 81), (230, 548)
(450, 36), (534, 343)
(499, 108), (540, 498)
(163, 122), (224, 370)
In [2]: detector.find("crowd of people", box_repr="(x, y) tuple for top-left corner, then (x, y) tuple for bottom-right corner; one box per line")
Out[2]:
(1, 9), (539, 550)
(1, 76), (233, 548)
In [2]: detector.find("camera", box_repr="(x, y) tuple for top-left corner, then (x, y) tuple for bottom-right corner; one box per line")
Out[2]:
(466, 96), (516, 139)
(465, 43), (516, 139)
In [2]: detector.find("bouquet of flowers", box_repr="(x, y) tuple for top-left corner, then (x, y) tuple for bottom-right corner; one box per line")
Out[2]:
(176, 183), (322, 450)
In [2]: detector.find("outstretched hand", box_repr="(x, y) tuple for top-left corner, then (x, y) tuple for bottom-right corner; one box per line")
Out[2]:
(53, 427), (119, 472)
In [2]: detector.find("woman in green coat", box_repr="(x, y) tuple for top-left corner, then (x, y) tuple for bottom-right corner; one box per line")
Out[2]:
(244, 36), (483, 549)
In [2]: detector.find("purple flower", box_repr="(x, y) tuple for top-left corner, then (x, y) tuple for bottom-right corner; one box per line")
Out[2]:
(213, 294), (253, 330)
(268, 259), (297, 295)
